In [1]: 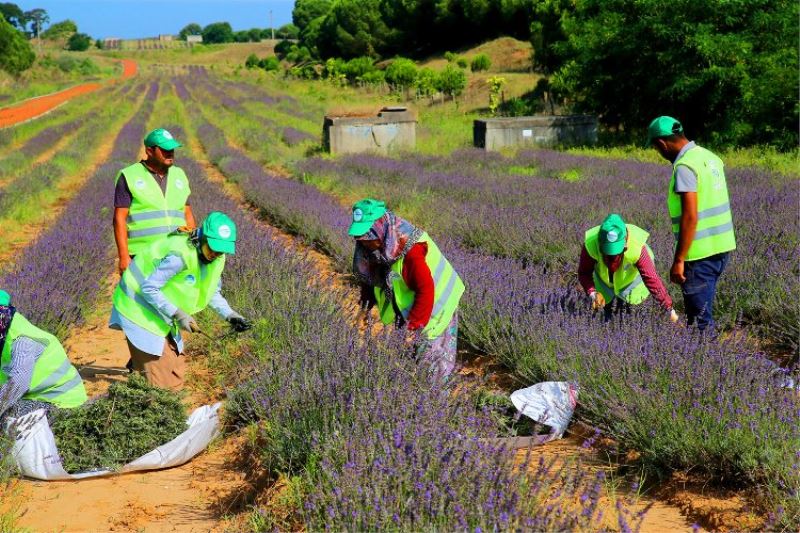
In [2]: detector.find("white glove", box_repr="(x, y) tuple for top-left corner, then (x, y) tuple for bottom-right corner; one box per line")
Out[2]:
(173, 309), (200, 332)
(669, 308), (679, 324)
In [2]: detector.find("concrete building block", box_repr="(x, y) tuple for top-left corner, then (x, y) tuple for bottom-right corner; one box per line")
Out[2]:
(474, 115), (598, 151)
(323, 107), (417, 155)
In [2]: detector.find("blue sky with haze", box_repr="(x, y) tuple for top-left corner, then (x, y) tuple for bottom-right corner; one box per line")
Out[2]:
(16, 0), (295, 39)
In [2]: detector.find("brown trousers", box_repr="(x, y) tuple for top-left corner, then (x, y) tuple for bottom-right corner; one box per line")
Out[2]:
(126, 337), (186, 391)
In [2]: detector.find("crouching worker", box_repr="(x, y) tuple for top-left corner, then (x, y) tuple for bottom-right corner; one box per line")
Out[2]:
(579, 214), (678, 323)
(110, 211), (252, 390)
(349, 199), (465, 379)
(0, 290), (87, 424)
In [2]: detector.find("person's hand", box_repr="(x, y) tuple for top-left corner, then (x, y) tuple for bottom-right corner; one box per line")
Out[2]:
(668, 308), (680, 324)
(173, 309), (200, 332)
(590, 291), (606, 310)
(670, 259), (686, 284)
(118, 256), (131, 276)
(404, 327), (419, 345)
(227, 313), (253, 332)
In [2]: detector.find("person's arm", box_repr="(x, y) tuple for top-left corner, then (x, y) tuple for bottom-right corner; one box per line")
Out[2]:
(0, 337), (44, 418)
(636, 245), (673, 311)
(184, 204), (196, 230)
(208, 280), (235, 319)
(140, 254), (186, 320)
(359, 284), (377, 311)
(670, 165), (699, 284)
(577, 245), (597, 295)
(113, 174), (134, 275)
(402, 243), (434, 331)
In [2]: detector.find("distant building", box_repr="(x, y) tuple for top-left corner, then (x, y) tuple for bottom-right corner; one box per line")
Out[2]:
(103, 38), (121, 50)
(158, 34), (173, 42)
(187, 35), (203, 44)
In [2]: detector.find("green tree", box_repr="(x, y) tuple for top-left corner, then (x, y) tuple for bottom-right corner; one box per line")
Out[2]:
(550, 0), (799, 147)
(245, 53), (259, 68)
(292, 0), (331, 32)
(23, 7), (48, 38)
(258, 56), (280, 71)
(436, 64), (468, 98)
(66, 32), (91, 51)
(247, 28), (262, 42)
(0, 2), (24, 30)
(178, 22), (202, 40)
(471, 53), (491, 72)
(233, 30), (250, 43)
(316, 0), (397, 58)
(0, 13), (34, 74)
(277, 23), (299, 39)
(415, 67), (438, 97)
(40, 19), (76, 40)
(202, 22), (234, 44)
(385, 57), (417, 89)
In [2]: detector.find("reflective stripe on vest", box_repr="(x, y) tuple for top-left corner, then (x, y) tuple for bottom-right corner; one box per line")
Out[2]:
(584, 224), (652, 305)
(374, 233), (465, 339)
(0, 313), (87, 409)
(667, 146), (736, 260)
(115, 163), (190, 256)
(112, 234), (225, 337)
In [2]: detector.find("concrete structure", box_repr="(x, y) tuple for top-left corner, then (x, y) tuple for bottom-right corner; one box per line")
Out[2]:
(323, 107), (416, 155)
(158, 34), (174, 42)
(186, 35), (203, 45)
(474, 115), (598, 151)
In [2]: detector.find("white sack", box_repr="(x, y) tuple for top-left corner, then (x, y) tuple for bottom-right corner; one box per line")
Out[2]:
(510, 382), (578, 440)
(7, 402), (221, 481)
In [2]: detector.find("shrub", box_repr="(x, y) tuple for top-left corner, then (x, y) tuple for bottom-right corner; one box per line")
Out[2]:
(342, 56), (374, 81)
(359, 69), (385, 85)
(471, 53), (491, 72)
(258, 56), (279, 71)
(414, 67), (438, 97)
(245, 53), (259, 69)
(436, 64), (467, 97)
(66, 32), (92, 51)
(385, 57), (417, 89)
(274, 39), (293, 59)
(456, 57), (468, 69)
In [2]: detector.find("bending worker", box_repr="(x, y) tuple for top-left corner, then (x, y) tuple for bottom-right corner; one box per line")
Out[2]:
(114, 128), (195, 276)
(0, 290), (87, 423)
(349, 199), (464, 379)
(647, 116), (735, 330)
(579, 214), (678, 322)
(110, 212), (252, 390)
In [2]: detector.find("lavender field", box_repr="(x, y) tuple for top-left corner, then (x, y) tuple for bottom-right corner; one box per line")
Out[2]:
(1, 67), (797, 532)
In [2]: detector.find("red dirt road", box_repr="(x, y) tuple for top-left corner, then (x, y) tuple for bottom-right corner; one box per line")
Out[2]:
(0, 59), (137, 128)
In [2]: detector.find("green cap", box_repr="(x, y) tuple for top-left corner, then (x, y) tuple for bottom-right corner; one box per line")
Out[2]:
(599, 214), (627, 256)
(646, 116), (683, 146)
(143, 128), (182, 151)
(0, 290), (9, 306)
(348, 198), (387, 237)
(201, 211), (237, 255)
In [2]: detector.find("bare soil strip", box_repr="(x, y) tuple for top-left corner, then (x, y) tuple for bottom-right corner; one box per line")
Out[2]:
(0, 59), (137, 128)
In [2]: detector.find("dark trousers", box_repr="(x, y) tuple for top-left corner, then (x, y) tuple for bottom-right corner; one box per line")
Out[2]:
(603, 299), (631, 322)
(682, 252), (730, 331)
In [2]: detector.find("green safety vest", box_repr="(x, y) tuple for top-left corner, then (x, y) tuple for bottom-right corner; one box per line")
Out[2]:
(374, 233), (465, 339)
(0, 312), (87, 408)
(112, 234), (225, 337)
(668, 146), (736, 261)
(115, 162), (190, 256)
(584, 224), (653, 305)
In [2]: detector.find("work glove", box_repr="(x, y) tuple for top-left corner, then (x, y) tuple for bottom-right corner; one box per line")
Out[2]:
(668, 308), (680, 324)
(590, 291), (606, 311)
(173, 309), (200, 333)
(227, 313), (253, 332)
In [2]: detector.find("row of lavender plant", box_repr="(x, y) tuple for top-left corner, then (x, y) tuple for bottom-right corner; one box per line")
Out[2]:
(0, 82), (158, 339)
(184, 73), (798, 525)
(163, 118), (640, 531)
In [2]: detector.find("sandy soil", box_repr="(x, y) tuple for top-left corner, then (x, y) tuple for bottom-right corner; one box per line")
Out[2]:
(0, 59), (137, 128)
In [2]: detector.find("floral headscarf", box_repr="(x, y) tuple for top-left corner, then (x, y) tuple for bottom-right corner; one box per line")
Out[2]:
(0, 305), (15, 356)
(353, 210), (423, 298)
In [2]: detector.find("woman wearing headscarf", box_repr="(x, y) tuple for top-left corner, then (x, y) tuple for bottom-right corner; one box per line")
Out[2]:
(349, 199), (465, 379)
(0, 290), (87, 424)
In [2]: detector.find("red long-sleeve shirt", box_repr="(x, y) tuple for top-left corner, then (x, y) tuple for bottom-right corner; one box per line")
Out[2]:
(360, 243), (435, 330)
(578, 244), (672, 310)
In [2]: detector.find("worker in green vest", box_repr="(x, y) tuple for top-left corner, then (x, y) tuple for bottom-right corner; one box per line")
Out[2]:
(0, 290), (87, 424)
(110, 212), (252, 390)
(114, 128), (196, 276)
(648, 116), (736, 330)
(579, 214), (678, 322)
(349, 199), (465, 379)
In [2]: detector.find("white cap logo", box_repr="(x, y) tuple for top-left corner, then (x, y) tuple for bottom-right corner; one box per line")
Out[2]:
(353, 208), (363, 222)
(606, 230), (619, 243)
(218, 225), (232, 239)
(162, 130), (173, 139)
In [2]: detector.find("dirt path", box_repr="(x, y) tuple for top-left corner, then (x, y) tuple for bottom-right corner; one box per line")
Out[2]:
(0, 59), (137, 128)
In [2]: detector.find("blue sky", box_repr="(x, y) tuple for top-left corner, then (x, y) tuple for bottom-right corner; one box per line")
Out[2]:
(16, 0), (296, 39)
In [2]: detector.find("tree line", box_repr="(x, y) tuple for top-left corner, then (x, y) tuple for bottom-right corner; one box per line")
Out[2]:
(177, 22), (298, 44)
(288, 0), (798, 148)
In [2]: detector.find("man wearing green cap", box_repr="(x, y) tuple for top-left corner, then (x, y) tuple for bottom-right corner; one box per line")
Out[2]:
(349, 199), (465, 379)
(114, 128), (196, 276)
(647, 116), (736, 330)
(110, 211), (252, 390)
(579, 214), (678, 322)
(0, 290), (87, 424)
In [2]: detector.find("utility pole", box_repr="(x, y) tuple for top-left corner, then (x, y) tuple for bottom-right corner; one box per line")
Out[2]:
(270, 10), (274, 40)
